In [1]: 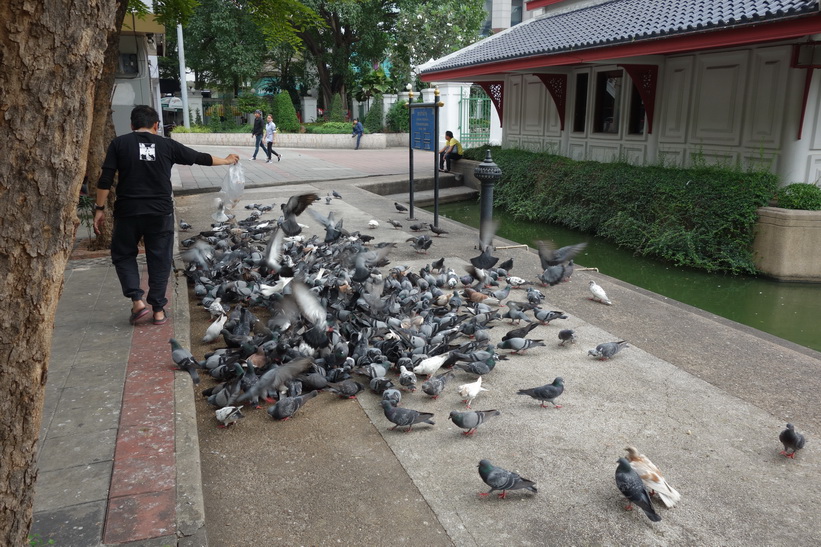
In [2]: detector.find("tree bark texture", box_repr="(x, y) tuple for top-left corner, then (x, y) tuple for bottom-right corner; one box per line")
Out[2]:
(0, 1), (123, 544)
(85, 0), (129, 250)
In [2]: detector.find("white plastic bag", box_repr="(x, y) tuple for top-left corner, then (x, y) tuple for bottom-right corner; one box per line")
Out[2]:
(221, 162), (245, 201)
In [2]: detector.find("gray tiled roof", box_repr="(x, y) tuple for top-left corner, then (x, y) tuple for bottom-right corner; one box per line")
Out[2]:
(420, 0), (820, 74)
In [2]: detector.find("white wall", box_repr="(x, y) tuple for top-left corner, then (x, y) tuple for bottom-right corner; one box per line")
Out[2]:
(500, 42), (821, 185)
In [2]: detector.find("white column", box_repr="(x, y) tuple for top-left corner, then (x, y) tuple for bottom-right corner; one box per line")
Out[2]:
(176, 24), (190, 128)
(433, 82), (472, 142)
(301, 97), (317, 123)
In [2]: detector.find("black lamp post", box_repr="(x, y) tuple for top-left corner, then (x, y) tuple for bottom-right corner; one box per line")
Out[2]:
(473, 149), (502, 243)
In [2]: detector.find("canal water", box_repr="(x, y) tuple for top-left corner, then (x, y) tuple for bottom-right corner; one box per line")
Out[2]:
(431, 201), (821, 353)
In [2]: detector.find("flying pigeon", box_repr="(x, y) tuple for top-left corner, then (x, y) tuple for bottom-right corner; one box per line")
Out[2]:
(624, 446), (681, 508)
(517, 377), (564, 408)
(237, 357), (313, 403)
(215, 406), (244, 428)
(537, 240), (587, 268)
(449, 409), (501, 435)
(588, 280), (612, 305)
(280, 192), (319, 236)
(588, 341), (629, 360)
(470, 219), (499, 270)
(615, 457), (662, 522)
(779, 423), (806, 458)
(458, 377), (488, 408)
(380, 400), (434, 432)
(477, 459), (537, 499)
(558, 329), (577, 346)
(407, 234), (433, 254)
(169, 338), (201, 385)
(267, 390), (319, 420)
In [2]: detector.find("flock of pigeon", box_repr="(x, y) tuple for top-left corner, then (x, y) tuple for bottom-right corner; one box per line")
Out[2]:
(173, 190), (807, 522)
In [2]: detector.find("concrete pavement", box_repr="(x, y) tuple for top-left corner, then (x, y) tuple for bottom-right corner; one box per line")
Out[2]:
(33, 145), (821, 545)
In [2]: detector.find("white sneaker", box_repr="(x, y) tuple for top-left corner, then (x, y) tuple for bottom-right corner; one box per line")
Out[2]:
(249, 157), (255, 160)
(266, 159), (272, 163)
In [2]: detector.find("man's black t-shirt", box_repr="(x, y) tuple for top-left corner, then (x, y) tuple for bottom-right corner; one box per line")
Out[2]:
(98, 131), (212, 217)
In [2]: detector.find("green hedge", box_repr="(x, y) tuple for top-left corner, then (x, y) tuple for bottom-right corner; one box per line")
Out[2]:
(472, 147), (778, 274)
(304, 122), (362, 134)
(385, 100), (409, 133)
(775, 183), (821, 210)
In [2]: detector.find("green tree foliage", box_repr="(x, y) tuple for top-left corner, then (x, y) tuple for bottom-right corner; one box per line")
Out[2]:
(479, 148), (778, 274)
(363, 94), (384, 132)
(328, 93), (346, 122)
(385, 99), (409, 132)
(389, 0), (486, 85)
(293, 0), (394, 111)
(183, 0), (269, 95)
(275, 91), (300, 132)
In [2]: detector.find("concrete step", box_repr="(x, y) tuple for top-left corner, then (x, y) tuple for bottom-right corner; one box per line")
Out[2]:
(384, 185), (478, 207)
(360, 173), (478, 206)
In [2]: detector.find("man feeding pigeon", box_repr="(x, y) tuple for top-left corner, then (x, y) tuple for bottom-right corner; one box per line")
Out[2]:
(94, 105), (239, 326)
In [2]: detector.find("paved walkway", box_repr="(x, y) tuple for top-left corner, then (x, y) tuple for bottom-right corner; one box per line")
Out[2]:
(32, 145), (821, 545)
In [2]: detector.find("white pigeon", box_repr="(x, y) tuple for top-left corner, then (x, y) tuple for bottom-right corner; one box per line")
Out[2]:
(259, 277), (293, 297)
(215, 406), (244, 428)
(399, 365), (417, 391)
(368, 219), (379, 229)
(207, 297), (227, 318)
(458, 377), (488, 409)
(624, 446), (681, 508)
(412, 353), (449, 377)
(588, 280), (612, 305)
(202, 314), (228, 343)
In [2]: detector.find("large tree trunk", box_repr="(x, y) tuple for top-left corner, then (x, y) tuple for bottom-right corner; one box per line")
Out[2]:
(85, 0), (130, 250)
(0, 1), (124, 544)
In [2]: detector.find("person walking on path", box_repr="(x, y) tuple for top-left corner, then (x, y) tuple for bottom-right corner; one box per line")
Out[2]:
(438, 130), (463, 172)
(250, 109), (265, 160)
(93, 105), (239, 325)
(265, 114), (281, 163)
(351, 118), (364, 150)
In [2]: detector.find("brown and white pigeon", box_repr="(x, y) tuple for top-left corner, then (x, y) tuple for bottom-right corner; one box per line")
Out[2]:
(624, 446), (681, 508)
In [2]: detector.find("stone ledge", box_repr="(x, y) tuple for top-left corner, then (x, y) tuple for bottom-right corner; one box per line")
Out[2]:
(753, 206), (821, 282)
(171, 132), (408, 149)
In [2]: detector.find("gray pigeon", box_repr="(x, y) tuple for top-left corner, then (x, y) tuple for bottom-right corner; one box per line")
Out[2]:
(237, 357), (313, 403)
(421, 370), (454, 399)
(381, 388), (402, 407)
(588, 341), (629, 360)
(380, 400), (435, 432)
(615, 457), (661, 522)
(533, 309), (567, 325)
(558, 329), (577, 346)
(399, 365), (418, 391)
(517, 377), (564, 408)
(449, 409), (501, 435)
(497, 337), (545, 354)
(169, 338), (201, 385)
(327, 379), (365, 399)
(394, 201), (408, 213)
(477, 459), (537, 499)
(537, 240), (587, 268)
(779, 423), (806, 458)
(267, 390), (319, 420)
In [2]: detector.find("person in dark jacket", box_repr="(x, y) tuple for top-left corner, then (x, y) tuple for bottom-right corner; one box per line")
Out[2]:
(250, 109), (265, 160)
(351, 118), (364, 150)
(93, 105), (239, 325)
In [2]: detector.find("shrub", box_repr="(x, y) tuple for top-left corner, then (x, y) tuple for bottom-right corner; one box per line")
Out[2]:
(274, 91), (300, 132)
(775, 183), (821, 210)
(478, 147), (778, 274)
(385, 100), (409, 132)
(171, 125), (212, 133)
(328, 93), (346, 122)
(363, 94), (384, 133)
(304, 122), (357, 134)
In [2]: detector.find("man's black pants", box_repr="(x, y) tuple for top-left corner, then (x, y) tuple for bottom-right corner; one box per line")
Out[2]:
(111, 213), (174, 312)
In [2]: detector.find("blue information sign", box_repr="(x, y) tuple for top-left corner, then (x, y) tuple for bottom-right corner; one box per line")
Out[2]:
(411, 107), (435, 151)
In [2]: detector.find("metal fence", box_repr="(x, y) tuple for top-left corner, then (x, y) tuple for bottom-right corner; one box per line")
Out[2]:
(458, 86), (491, 149)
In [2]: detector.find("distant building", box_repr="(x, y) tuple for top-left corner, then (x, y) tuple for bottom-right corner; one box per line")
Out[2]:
(421, 0), (821, 185)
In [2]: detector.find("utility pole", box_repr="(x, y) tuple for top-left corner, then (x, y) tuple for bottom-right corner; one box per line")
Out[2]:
(176, 23), (190, 128)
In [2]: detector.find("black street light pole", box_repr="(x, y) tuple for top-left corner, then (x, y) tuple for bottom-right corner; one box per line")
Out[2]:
(473, 149), (502, 244)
